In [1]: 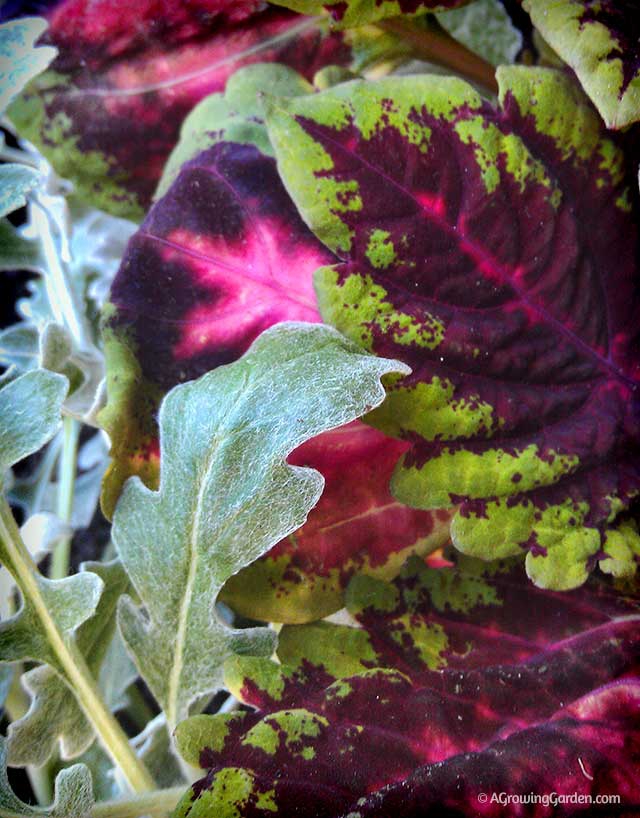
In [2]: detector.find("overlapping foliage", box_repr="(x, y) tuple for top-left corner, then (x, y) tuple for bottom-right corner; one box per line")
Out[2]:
(0, 1), (638, 817)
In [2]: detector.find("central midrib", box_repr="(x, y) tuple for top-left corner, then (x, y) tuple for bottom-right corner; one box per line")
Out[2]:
(300, 115), (635, 391)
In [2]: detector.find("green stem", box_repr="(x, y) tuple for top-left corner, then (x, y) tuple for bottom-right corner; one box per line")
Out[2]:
(91, 786), (185, 818)
(379, 17), (498, 94)
(0, 498), (156, 794)
(50, 416), (80, 580)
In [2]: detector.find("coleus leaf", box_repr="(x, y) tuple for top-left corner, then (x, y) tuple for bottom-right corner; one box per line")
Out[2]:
(269, 0), (471, 29)
(0, 737), (93, 818)
(173, 554), (640, 816)
(111, 322), (407, 728)
(7, 1), (350, 219)
(103, 68), (451, 624)
(6, 561), (131, 767)
(264, 66), (640, 590)
(523, 0), (640, 130)
(437, 0), (522, 68)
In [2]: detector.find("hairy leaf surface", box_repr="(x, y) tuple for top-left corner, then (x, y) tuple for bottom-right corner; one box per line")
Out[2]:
(104, 77), (450, 623)
(7, 1), (350, 219)
(173, 554), (640, 816)
(0, 738), (93, 818)
(270, 0), (470, 28)
(265, 67), (640, 590)
(0, 16), (56, 113)
(111, 322), (406, 728)
(6, 561), (131, 767)
(523, 0), (640, 129)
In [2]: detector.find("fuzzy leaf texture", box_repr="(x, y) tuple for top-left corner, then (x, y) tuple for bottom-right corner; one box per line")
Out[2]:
(111, 322), (407, 728)
(0, 16), (56, 113)
(6, 561), (131, 767)
(173, 553), (640, 817)
(6, 0), (350, 219)
(270, 0), (471, 28)
(0, 371), (104, 708)
(103, 65), (451, 624)
(264, 66), (640, 591)
(0, 738), (93, 818)
(523, 0), (640, 129)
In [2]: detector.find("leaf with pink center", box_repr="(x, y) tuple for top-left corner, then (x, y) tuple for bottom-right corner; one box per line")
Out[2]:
(264, 66), (640, 590)
(6, 0), (351, 219)
(172, 555), (640, 816)
(102, 69), (452, 621)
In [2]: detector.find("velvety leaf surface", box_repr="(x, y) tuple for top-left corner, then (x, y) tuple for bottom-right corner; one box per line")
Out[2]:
(6, 561), (131, 767)
(0, 738), (93, 818)
(523, 0), (640, 129)
(265, 66), (640, 590)
(0, 15), (56, 113)
(104, 89), (451, 622)
(111, 322), (406, 728)
(173, 554), (640, 816)
(270, 0), (471, 28)
(7, 0), (350, 219)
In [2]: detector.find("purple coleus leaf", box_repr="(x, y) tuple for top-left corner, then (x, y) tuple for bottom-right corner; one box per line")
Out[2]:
(173, 554), (640, 816)
(263, 66), (640, 591)
(102, 71), (452, 622)
(6, 0), (350, 219)
(522, 0), (640, 129)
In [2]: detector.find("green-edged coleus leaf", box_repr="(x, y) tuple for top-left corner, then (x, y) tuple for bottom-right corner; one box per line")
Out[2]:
(0, 737), (93, 818)
(7, 0), (350, 220)
(270, 0), (471, 28)
(103, 67), (451, 624)
(6, 561), (131, 767)
(111, 322), (406, 728)
(173, 554), (640, 816)
(523, 0), (640, 129)
(264, 66), (640, 591)
(0, 16), (56, 114)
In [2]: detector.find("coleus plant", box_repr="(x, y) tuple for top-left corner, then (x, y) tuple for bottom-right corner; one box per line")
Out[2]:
(0, 2), (638, 818)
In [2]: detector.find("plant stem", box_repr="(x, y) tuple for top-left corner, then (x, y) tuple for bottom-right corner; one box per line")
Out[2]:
(50, 416), (80, 580)
(91, 786), (185, 818)
(0, 498), (156, 794)
(379, 17), (498, 94)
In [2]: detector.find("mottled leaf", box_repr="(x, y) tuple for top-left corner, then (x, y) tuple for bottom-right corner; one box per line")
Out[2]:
(7, 1), (350, 218)
(270, 0), (471, 28)
(0, 15), (56, 113)
(104, 86), (450, 622)
(112, 322), (406, 728)
(6, 561), (130, 767)
(223, 424), (453, 622)
(156, 63), (313, 199)
(523, 0), (640, 129)
(265, 67), (640, 590)
(0, 737), (93, 818)
(174, 554), (640, 816)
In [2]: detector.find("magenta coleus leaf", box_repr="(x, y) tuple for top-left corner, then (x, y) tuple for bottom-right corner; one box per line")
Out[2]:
(102, 98), (451, 621)
(173, 555), (640, 816)
(7, 0), (350, 219)
(523, 0), (640, 129)
(264, 66), (640, 591)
